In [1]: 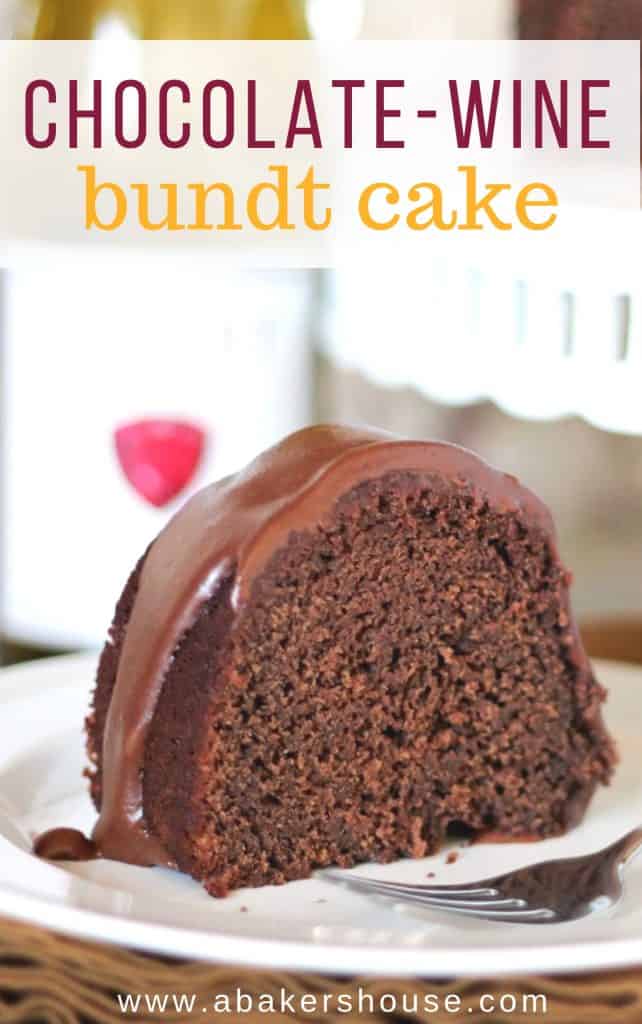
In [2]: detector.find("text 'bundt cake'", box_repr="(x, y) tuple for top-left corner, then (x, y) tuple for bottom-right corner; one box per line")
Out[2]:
(37, 425), (616, 896)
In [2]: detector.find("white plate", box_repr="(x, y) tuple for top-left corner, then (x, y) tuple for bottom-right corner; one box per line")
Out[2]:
(1, 653), (642, 977)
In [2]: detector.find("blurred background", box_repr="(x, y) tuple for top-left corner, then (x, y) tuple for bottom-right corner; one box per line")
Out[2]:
(1, 0), (641, 665)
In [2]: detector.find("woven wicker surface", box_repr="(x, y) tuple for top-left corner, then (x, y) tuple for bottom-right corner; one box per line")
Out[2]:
(0, 916), (642, 1023)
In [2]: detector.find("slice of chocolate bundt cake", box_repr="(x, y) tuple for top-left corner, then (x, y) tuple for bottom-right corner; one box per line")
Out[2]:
(39, 425), (616, 895)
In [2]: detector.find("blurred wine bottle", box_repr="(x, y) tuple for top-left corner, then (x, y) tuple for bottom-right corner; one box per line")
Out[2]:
(29, 0), (309, 39)
(0, 0), (310, 667)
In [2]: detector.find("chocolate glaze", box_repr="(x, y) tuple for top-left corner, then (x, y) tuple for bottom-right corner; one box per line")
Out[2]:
(34, 827), (98, 862)
(33, 424), (593, 869)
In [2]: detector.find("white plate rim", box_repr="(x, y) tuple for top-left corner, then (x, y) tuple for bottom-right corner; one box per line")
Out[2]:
(1, 652), (642, 978)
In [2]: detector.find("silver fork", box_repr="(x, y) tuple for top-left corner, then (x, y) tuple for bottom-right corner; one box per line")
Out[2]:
(319, 828), (642, 924)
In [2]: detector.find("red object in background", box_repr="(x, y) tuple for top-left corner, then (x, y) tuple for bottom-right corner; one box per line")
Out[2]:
(114, 419), (207, 508)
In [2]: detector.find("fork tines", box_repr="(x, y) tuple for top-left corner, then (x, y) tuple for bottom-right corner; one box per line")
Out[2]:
(320, 870), (557, 923)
